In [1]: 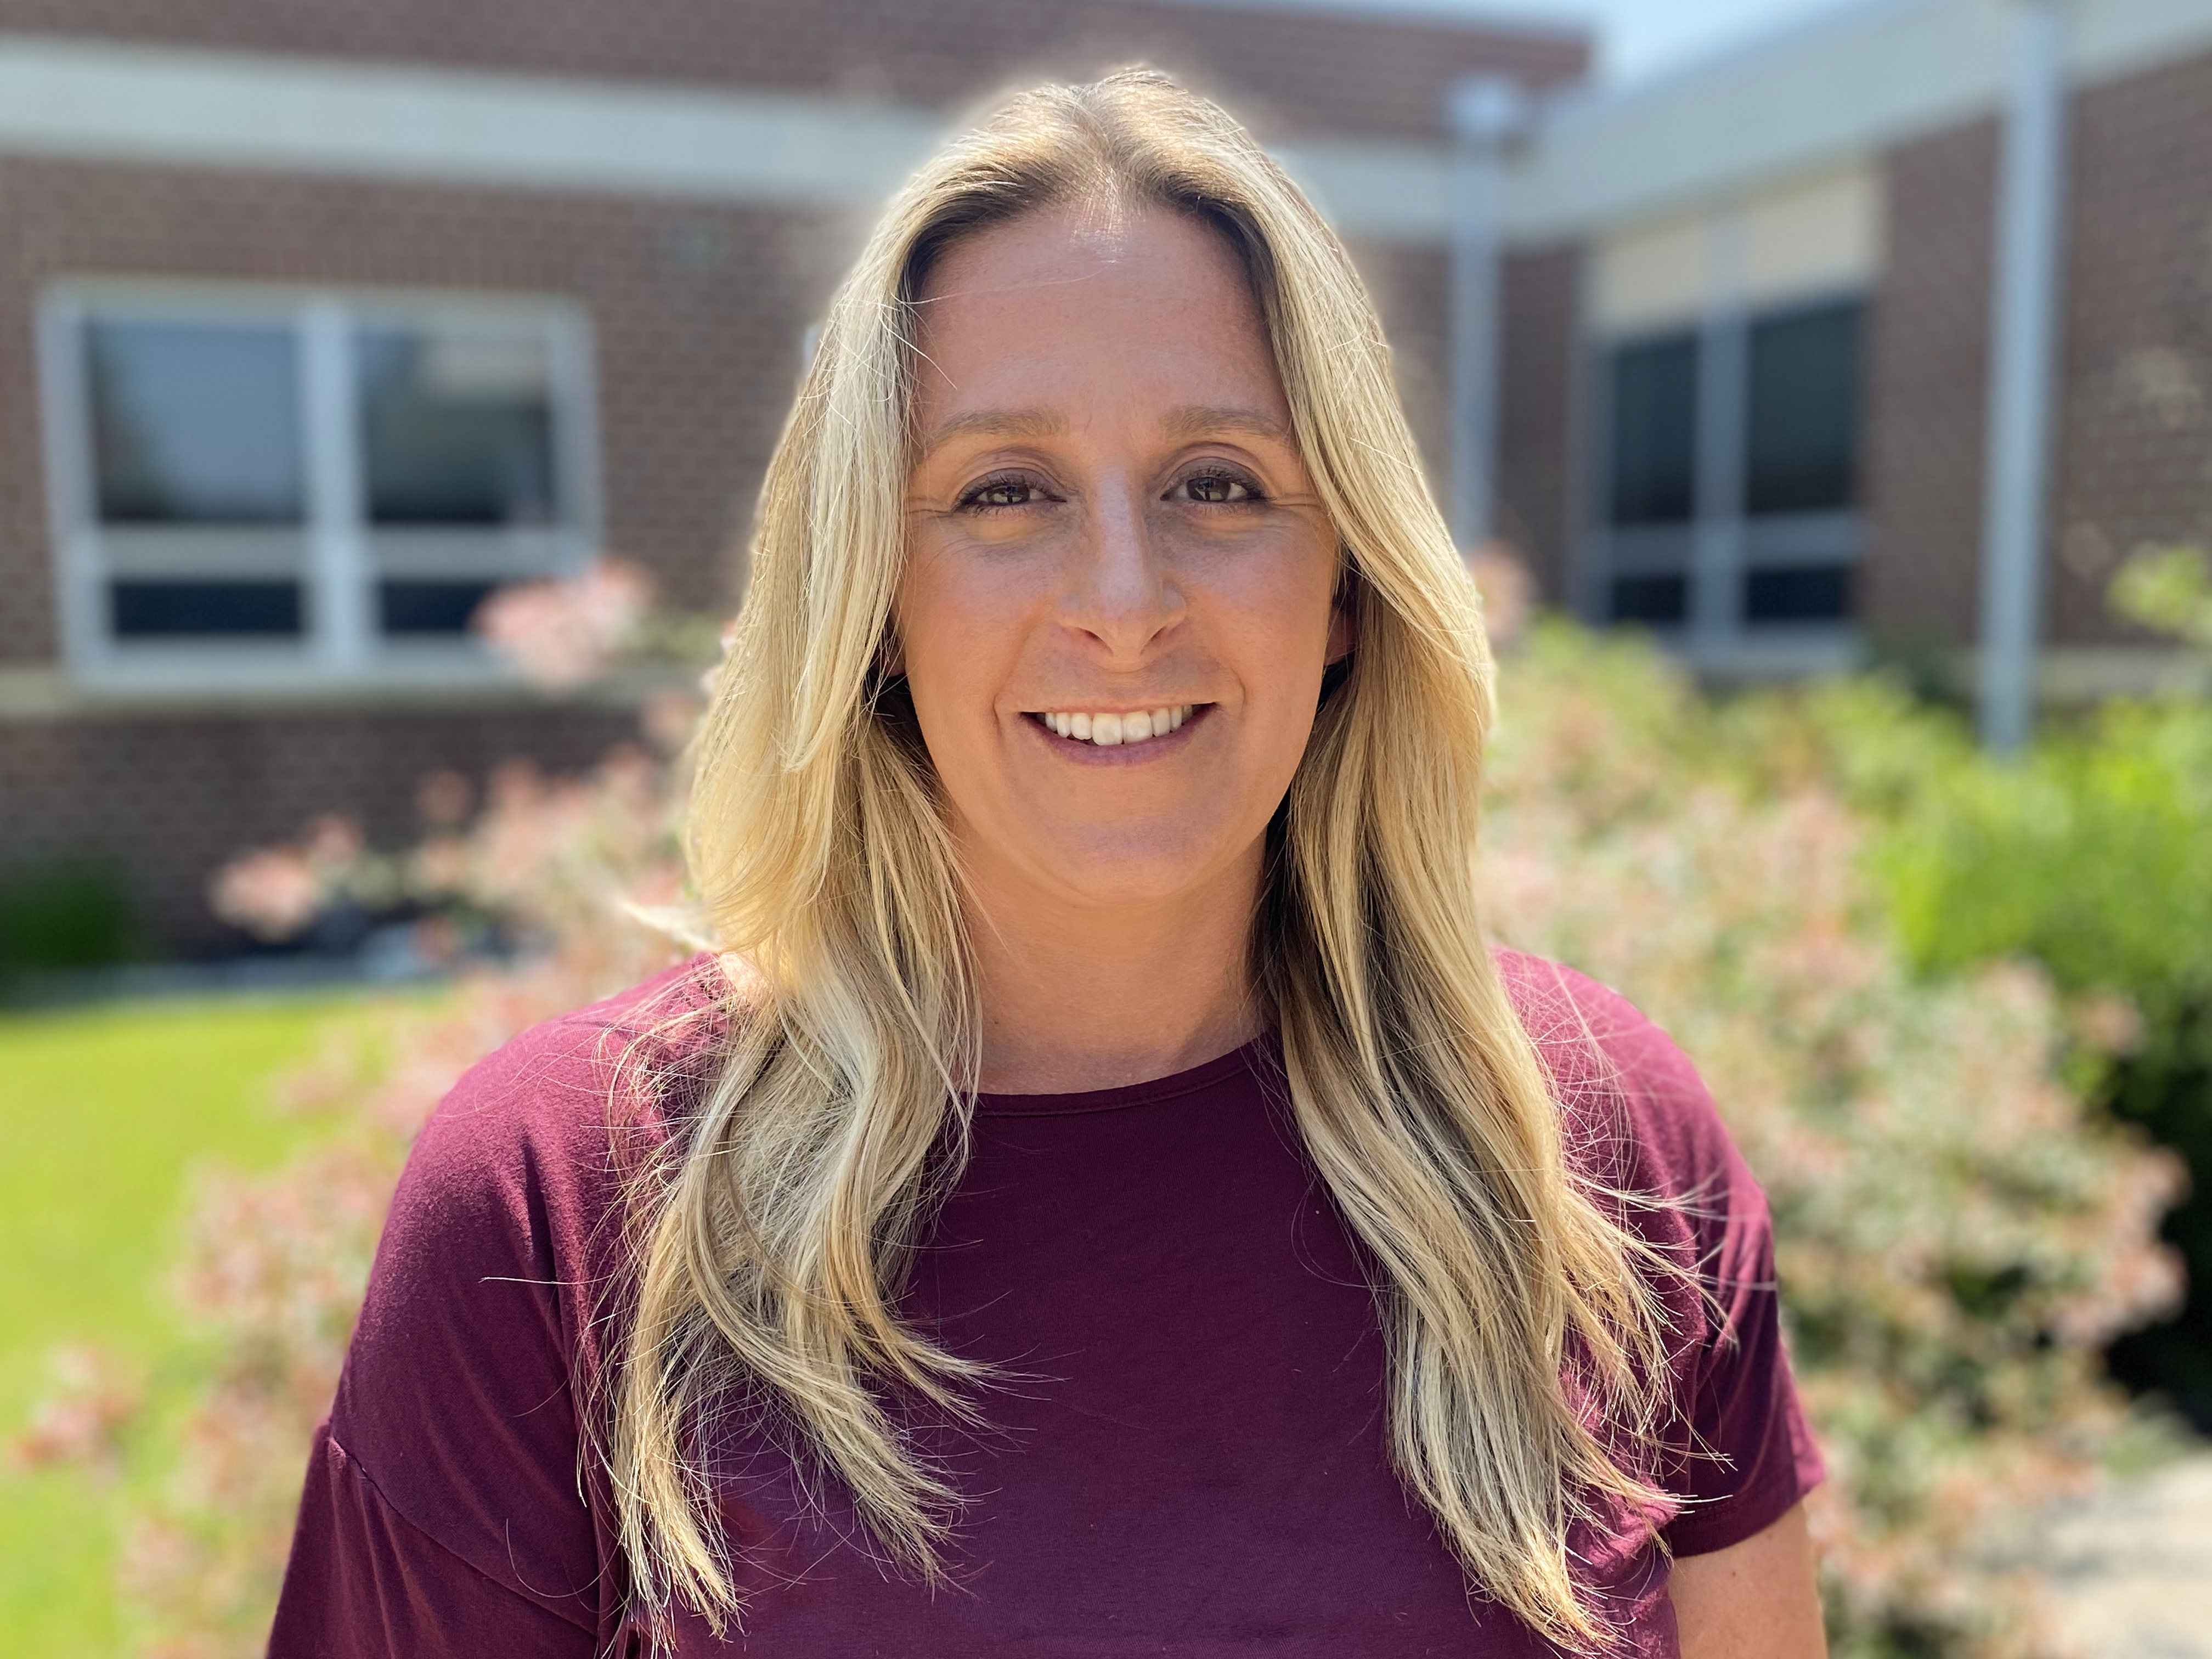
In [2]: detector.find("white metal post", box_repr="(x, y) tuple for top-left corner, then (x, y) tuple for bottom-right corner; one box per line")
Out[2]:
(301, 298), (371, 673)
(1690, 212), (1748, 655)
(1448, 76), (1523, 552)
(34, 292), (109, 680)
(1976, 0), (2070, 753)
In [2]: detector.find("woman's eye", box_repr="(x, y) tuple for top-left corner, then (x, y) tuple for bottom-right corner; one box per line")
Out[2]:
(959, 476), (1049, 511)
(1176, 471), (1256, 505)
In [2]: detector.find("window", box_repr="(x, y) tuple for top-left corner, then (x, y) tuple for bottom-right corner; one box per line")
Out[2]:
(1746, 300), (1859, 515)
(1592, 295), (1863, 640)
(1740, 298), (1860, 627)
(42, 285), (597, 686)
(1601, 329), (1699, 627)
(1606, 332), (1699, 527)
(1744, 564), (1852, 622)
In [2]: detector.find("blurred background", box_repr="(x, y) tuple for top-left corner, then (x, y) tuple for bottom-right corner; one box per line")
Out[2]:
(4, 1), (2211, 1654)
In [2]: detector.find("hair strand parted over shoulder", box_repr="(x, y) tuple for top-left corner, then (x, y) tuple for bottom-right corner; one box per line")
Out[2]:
(616, 68), (1677, 1654)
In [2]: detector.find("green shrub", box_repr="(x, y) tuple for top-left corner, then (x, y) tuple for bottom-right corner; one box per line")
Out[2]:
(1487, 625), (2179, 1658)
(1875, 704), (2212, 1419)
(0, 861), (140, 978)
(1763, 550), (2212, 1424)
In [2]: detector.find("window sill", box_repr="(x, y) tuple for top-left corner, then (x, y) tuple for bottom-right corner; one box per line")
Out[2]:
(0, 661), (692, 723)
(1668, 627), (1865, 682)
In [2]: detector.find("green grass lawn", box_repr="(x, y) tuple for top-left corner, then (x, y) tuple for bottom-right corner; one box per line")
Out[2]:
(0, 992), (375, 1658)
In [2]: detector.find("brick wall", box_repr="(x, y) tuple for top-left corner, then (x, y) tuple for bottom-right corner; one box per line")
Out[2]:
(0, 155), (848, 662)
(1859, 44), (2212, 655)
(0, 0), (1587, 144)
(0, 156), (836, 953)
(1346, 240), (1450, 510)
(1857, 116), (1998, 651)
(0, 704), (639, 953)
(1496, 244), (1583, 601)
(2049, 43), (2212, 647)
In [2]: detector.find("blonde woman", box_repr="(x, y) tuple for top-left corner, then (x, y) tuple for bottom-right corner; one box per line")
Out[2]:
(273, 72), (1825, 1658)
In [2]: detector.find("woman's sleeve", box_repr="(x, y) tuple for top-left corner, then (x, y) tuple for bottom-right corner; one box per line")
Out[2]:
(1657, 1167), (1826, 1557)
(1500, 952), (1826, 1558)
(269, 1424), (596, 1656)
(1595, 991), (1825, 1558)
(267, 1014), (634, 1656)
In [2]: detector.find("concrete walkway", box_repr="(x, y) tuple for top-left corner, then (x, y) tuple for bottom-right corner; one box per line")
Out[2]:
(2042, 1455), (2212, 1659)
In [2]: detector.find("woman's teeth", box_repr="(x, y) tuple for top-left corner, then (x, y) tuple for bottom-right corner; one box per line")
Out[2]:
(1039, 706), (1194, 746)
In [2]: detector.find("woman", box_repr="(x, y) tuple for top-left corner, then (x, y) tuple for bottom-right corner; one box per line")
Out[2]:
(272, 72), (1825, 1657)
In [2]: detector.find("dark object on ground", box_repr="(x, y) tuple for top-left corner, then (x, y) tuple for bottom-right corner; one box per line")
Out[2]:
(2104, 994), (2212, 1430)
(0, 859), (140, 977)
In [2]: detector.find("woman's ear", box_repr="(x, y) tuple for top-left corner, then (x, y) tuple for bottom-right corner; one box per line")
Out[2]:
(1324, 592), (1356, 666)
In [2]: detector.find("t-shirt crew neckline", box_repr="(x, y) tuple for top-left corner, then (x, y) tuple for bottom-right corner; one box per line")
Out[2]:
(972, 1034), (1275, 1117)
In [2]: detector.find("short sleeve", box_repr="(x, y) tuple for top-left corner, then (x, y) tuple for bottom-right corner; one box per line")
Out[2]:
(1497, 951), (1826, 1559)
(1656, 1163), (1825, 1556)
(269, 1423), (596, 1657)
(267, 960), (718, 1656)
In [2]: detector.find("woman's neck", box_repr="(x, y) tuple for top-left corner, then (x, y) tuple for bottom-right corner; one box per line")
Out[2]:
(961, 841), (1268, 1095)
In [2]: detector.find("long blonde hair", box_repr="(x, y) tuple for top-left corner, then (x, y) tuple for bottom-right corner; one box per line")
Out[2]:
(615, 69), (1673, 1652)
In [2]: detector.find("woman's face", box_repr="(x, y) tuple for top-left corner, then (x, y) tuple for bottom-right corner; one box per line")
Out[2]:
(897, 202), (1348, 914)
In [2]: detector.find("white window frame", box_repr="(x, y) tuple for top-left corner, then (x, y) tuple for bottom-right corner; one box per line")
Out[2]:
(1577, 283), (1869, 678)
(37, 277), (601, 694)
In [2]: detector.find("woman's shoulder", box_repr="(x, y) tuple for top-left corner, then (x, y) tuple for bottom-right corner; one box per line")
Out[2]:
(1491, 946), (1751, 1210)
(405, 952), (729, 1186)
(319, 964), (731, 1638)
(347, 953), (731, 1382)
(332, 953), (732, 1518)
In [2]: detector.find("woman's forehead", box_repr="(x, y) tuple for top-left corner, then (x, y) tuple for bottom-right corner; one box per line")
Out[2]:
(907, 205), (1286, 431)
(915, 195), (1235, 296)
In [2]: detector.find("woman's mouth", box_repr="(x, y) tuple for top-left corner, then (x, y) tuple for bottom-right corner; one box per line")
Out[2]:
(1029, 705), (1199, 747)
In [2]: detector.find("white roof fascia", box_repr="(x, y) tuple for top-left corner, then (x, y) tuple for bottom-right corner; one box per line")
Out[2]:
(1502, 0), (2212, 245)
(0, 35), (949, 208)
(1273, 139), (1455, 240)
(1161, 0), (1590, 40)
(0, 32), (1457, 244)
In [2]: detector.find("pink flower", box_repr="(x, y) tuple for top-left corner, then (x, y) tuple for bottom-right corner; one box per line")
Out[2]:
(1464, 542), (1534, 647)
(206, 847), (323, 942)
(414, 770), (475, 828)
(8, 1345), (138, 1475)
(474, 558), (653, 690)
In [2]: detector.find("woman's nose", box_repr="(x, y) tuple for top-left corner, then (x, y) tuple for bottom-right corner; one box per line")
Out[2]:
(1057, 480), (1187, 662)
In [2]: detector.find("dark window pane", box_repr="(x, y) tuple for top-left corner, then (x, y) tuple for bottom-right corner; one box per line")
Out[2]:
(1610, 573), (1688, 624)
(1744, 563), (1852, 623)
(1746, 301), (1860, 516)
(1607, 333), (1698, 526)
(86, 321), (303, 524)
(379, 579), (498, 635)
(111, 579), (302, 636)
(358, 328), (559, 526)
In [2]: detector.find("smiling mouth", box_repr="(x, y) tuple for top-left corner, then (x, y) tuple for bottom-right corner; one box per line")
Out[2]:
(1029, 704), (1199, 747)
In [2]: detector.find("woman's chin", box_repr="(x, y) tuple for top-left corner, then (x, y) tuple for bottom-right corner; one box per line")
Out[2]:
(1022, 835), (1248, 913)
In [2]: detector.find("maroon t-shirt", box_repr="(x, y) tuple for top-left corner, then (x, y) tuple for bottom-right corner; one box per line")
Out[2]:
(269, 951), (1821, 1657)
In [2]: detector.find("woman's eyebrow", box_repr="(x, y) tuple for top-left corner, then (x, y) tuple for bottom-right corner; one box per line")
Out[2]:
(1161, 405), (1293, 444)
(918, 409), (1064, 459)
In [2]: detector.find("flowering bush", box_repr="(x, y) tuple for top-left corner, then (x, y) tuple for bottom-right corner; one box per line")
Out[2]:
(472, 557), (654, 691)
(22, 563), (701, 1658)
(1482, 624), (2182, 1657)
(15, 572), (2184, 1657)
(1747, 549), (2212, 1424)
(11, 1345), (138, 1476)
(117, 749), (693, 1659)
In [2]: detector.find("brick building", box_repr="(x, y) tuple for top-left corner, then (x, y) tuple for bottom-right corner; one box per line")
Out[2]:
(0, 1), (1581, 954)
(1489, 0), (2212, 696)
(9, 0), (2210, 956)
